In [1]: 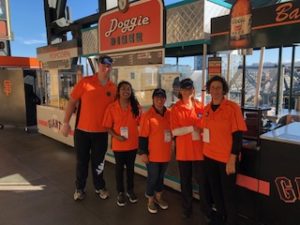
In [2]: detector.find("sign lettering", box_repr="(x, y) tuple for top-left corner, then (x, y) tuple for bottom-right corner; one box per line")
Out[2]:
(275, 177), (300, 203)
(3, 79), (11, 96)
(105, 16), (150, 37)
(99, 0), (163, 53)
(276, 3), (300, 22)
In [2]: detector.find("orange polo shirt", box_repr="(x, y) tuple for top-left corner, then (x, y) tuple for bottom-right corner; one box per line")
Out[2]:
(139, 107), (172, 162)
(102, 101), (139, 151)
(201, 99), (247, 163)
(170, 100), (204, 161)
(70, 75), (116, 132)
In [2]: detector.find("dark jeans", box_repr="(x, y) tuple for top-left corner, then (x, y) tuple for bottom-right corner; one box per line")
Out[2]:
(146, 162), (168, 197)
(204, 156), (238, 225)
(178, 160), (212, 217)
(74, 129), (108, 191)
(113, 150), (137, 193)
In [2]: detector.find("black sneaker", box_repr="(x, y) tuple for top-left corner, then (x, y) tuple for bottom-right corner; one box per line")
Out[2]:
(117, 192), (127, 207)
(126, 191), (138, 203)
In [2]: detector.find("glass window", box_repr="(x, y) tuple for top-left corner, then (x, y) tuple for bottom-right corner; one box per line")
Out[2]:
(112, 65), (160, 108)
(161, 56), (204, 106)
(227, 51), (243, 104)
(281, 47), (293, 109)
(293, 46), (300, 111)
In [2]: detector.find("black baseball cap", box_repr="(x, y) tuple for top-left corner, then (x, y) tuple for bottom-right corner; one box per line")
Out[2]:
(180, 78), (194, 89)
(152, 88), (166, 98)
(99, 55), (113, 65)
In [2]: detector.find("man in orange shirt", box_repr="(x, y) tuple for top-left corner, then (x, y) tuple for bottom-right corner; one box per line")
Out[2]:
(202, 76), (247, 225)
(61, 55), (116, 201)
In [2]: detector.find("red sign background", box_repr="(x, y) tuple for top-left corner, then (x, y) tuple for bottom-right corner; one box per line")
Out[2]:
(0, 20), (8, 39)
(98, 0), (163, 53)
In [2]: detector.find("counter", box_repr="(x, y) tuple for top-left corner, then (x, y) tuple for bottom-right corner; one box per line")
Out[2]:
(238, 122), (300, 225)
(260, 122), (300, 145)
(37, 105), (76, 146)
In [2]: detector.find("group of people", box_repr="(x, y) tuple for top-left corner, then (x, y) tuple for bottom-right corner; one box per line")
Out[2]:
(61, 55), (247, 225)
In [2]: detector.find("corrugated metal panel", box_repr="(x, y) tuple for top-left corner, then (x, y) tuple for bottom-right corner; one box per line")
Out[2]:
(82, 27), (98, 56)
(166, 1), (205, 44)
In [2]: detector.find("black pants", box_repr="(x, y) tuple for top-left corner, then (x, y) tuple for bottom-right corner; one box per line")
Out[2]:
(204, 157), (238, 225)
(113, 150), (137, 193)
(178, 160), (212, 217)
(74, 129), (108, 191)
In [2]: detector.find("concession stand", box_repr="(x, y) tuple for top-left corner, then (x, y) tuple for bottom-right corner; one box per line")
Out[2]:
(84, 0), (230, 193)
(0, 56), (42, 129)
(36, 40), (81, 146)
(96, 0), (168, 187)
(210, 1), (300, 224)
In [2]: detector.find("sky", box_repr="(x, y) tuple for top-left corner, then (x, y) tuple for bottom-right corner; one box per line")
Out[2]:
(9, 0), (182, 57)
(7, 0), (300, 67)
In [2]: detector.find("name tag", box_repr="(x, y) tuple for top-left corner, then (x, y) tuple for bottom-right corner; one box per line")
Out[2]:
(192, 130), (200, 141)
(164, 130), (171, 143)
(203, 128), (210, 143)
(120, 127), (129, 139)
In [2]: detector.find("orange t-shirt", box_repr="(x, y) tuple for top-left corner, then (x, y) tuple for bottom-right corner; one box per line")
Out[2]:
(139, 107), (172, 162)
(70, 75), (116, 132)
(102, 101), (139, 151)
(201, 99), (247, 163)
(170, 100), (204, 161)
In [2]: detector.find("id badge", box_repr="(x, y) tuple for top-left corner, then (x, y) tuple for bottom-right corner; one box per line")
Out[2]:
(192, 130), (200, 141)
(164, 130), (171, 143)
(203, 128), (210, 143)
(120, 127), (129, 139)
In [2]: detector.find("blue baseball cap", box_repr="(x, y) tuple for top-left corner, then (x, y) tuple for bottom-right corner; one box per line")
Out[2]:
(99, 55), (113, 65)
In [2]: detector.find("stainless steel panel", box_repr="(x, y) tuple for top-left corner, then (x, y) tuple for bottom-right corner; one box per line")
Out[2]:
(0, 69), (26, 126)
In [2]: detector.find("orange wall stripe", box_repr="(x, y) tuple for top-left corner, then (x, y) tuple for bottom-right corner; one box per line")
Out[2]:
(0, 56), (41, 69)
(236, 173), (270, 196)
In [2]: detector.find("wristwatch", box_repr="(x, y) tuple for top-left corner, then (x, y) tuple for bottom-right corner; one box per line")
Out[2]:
(118, 0), (129, 13)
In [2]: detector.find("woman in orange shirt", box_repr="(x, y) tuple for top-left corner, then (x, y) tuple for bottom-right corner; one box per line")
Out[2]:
(202, 76), (247, 225)
(170, 78), (211, 219)
(139, 88), (172, 214)
(103, 81), (141, 207)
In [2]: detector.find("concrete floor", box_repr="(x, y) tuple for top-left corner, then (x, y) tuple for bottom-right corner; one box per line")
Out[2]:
(0, 127), (208, 225)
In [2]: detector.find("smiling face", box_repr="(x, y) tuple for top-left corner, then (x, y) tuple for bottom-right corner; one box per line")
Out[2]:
(179, 87), (194, 100)
(118, 83), (132, 100)
(153, 96), (166, 110)
(98, 63), (112, 79)
(209, 80), (224, 104)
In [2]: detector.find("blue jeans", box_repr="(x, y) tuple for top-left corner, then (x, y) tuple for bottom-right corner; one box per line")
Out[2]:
(146, 162), (168, 197)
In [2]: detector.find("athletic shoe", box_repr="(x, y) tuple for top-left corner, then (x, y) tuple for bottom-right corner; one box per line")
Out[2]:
(95, 188), (109, 199)
(117, 192), (127, 207)
(148, 201), (158, 214)
(73, 189), (86, 201)
(154, 197), (168, 209)
(126, 191), (138, 203)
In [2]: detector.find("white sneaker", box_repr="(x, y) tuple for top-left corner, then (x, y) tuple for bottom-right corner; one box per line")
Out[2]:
(95, 188), (109, 199)
(73, 190), (86, 201)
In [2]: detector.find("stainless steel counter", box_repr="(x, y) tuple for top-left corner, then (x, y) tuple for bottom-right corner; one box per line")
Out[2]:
(260, 122), (300, 145)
